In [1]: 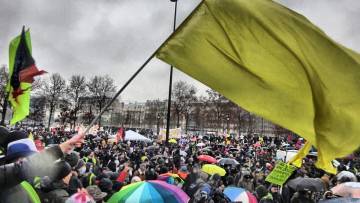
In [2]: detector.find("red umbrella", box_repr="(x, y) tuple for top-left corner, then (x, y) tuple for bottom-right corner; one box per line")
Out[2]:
(253, 142), (261, 148)
(198, 155), (217, 163)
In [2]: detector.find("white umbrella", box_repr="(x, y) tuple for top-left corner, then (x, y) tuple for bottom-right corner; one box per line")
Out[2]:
(124, 130), (152, 142)
(180, 150), (187, 157)
(337, 171), (358, 182)
(196, 143), (206, 147)
(218, 158), (240, 166)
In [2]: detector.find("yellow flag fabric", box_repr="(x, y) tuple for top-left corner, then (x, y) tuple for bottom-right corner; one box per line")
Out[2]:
(156, 0), (360, 173)
(289, 141), (312, 168)
(28, 132), (34, 141)
(289, 141), (336, 174)
(8, 30), (32, 125)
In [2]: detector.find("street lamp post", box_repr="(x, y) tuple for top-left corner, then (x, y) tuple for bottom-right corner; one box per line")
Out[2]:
(226, 114), (230, 134)
(165, 0), (178, 145)
(157, 113), (161, 136)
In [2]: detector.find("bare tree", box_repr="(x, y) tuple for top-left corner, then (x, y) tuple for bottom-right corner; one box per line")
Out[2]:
(229, 102), (248, 136)
(183, 99), (198, 134)
(144, 99), (166, 131)
(205, 89), (230, 132)
(27, 96), (46, 127)
(87, 75), (115, 126)
(82, 109), (95, 125)
(67, 75), (87, 129)
(31, 78), (43, 93)
(41, 73), (66, 129)
(57, 100), (73, 127)
(171, 81), (197, 128)
(0, 65), (9, 126)
(246, 112), (256, 135)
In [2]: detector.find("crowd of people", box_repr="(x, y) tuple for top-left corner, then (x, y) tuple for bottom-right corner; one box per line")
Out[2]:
(0, 126), (359, 203)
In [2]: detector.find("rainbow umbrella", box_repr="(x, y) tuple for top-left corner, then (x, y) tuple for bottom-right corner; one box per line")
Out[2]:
(224, 187), (258, 203)
(107, 180), (190, 203)
(201, 164), (226, 176)
(158, 173), (185, 185)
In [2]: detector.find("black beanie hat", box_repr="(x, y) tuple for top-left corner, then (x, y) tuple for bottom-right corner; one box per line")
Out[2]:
(54, 160), (72, 181)
(256, 185), (269, 199)
(65, 152), (80, 168)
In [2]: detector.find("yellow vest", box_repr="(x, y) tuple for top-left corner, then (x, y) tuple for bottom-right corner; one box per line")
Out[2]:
(20, 181), (41, 203)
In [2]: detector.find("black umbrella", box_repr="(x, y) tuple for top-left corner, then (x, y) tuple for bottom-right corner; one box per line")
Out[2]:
(151, 154), (164, 160)
(146, 146), (156, 150)
(229, 148), (239, 152)
(218, 158), (240, 166)
(287, 177), (325, 192)
(93, 137), (102, 141)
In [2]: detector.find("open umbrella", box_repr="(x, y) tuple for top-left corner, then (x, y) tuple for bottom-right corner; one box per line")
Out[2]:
(107, 180), (189, 203)
(200, 147), (212, 153)
(178, 171), (189, 180)
(158, 173), (184, 185)
(196, 143), (206, 147)
(331, 182), (360, 198)
(287, 177), (325, 192)
(179, 150), (187, 157)
(169, 139), (177, 144)
(218, 158), (240, 166)
(146, 146), (157, 150)
(337, 171), (358, 182)
(253, 142), (261, 148)
(93, 136), (102, 141)
(198, 155), (217, 163)
(141, 156), (148, 162)
(224, 186), (258, 203)
(229, 148), (240, 152)
(319, 197), (360, 203)
(201, 164), (226, 176)
(151, 155), (164, 160)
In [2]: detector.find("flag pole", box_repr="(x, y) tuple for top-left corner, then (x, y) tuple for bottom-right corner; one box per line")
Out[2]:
(165, 0), (178, 145)
(84, 0), (203, 135)
(1, 66), (9, 126)
(84, 54), (155, 134)
(0, 92), (9, 126)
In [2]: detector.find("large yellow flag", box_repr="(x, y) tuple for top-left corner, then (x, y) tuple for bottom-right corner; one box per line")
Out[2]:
(156, 0), (360, 173)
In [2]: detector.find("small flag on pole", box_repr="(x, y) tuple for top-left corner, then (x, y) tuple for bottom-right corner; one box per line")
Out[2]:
(7, 26), (46, 125)
(115, 127), (124, 143)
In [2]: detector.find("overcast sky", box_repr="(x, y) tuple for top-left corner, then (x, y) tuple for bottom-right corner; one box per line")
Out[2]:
(0, 0), (359, 102)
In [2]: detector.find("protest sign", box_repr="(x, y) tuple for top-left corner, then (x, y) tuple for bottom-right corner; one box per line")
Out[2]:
(159, 128), (182, 140)
(265, 161), (297, 186)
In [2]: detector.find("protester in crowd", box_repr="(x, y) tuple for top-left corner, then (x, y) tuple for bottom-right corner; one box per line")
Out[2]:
(65, 152), (83, 195)
(86, 185), (107, 203)
(256, 185), (274, 203)
(0, 128), (84, 202)
(39, 161), (72, 203)
(2, 125), (360, 203)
